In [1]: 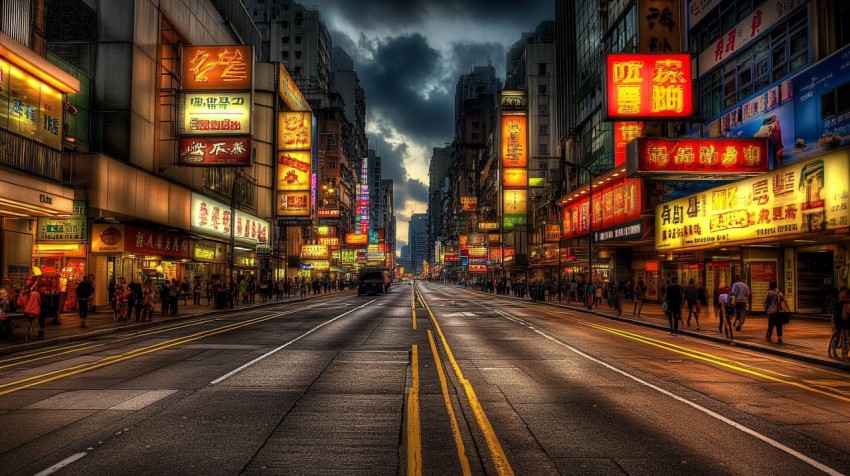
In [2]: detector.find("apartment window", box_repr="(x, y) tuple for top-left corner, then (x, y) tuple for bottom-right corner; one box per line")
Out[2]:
(539, 104), (548, 115)
(295, 36), (302, 45)
(294, 67), (302, 77)
(538, 84), (547, 95)
(539, 124), (549, 134)
(539, 161), (549, 169)
(282, 21), (289, 29)
(281, 51), (288, 60)
(538, 63), (547, 75)
(294, 50), (302, 60)
(329, 161), (337, 169)
(282, 36), (289, 44)
(539, 144), (549, 154)
(295, 19), (303, 27)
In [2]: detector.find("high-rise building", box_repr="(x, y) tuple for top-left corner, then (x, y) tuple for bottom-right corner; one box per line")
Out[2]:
(409, 214), (429, 275)
(332, 46), (367, 160)
(428, 144), (451, 266)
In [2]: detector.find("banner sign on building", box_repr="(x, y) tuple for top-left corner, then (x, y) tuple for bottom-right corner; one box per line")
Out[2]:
(468, 234), (487, 246)
(190, 193), (269, 245)
(503, 168), (528, 188)
(178, 92), (252, 136)
(125, 225), (190, 259)
(277, 64), (311, 111)
(178, 137), (251, 166)
(461, 196), (478, 212)
(276, 151), (311, 190)
(638, 0), (683, 54)
(279, 112), (312, 150)
(0, 57), (64, 150)
(656, 151), (850, 250)
(276, 111), (313, 218)
(345, 233), (368, 245)
(469, 264), (488, 273)
(37, 201), (87, 241)
(301, 244), (329, 260)
(614, 122), (644, 167)
(544, 224), (561, 243)
(501, 90), (529, 231)
(626, 137), (769, 177)
(91, 224), (125, 253)
(698, 0), (807, 77)
(605, 53), (693, 119)
(478, 222), (499, 231)
(562, 177), (643, 239)
(181, 45), (253, 90)
(468, 246), (488, 258)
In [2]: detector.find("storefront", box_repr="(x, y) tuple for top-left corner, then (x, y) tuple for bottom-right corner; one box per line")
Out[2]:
(187, 240), (227, 281)
(656, 149), (850, 313)
(30, 200), (89, 310)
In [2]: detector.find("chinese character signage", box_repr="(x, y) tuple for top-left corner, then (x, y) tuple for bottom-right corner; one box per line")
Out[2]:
(544, 224), (561, 243)
(503, 189), (528, 215)
(277, 111), (313, 218)
(277, 151), (311, 190)
(279, 112), (312, 150)
(277, 64), (310, 111)
(277, 191), (311, 217)
(461, 196), (477, 212)
(301, 244), (329, 260)
(182, 45), (253, 91)
(627, 138), (769, 177)
(638, 0), (683, 53)
(614, 122), (644, 167)
(37, 201), (87, 241)
(698, 0), (806, 77)
(179, 93), (252, 135)
(0, 57), (64, 150)
(478, 222), (499, 231)
(605, 53), (693, 119)
(125, 225), (189, 258)
(562, 177), (643, 239)
(91, 224), (125, 253)
(469, 264), (488, 273)
(190, 193), (269, 245)
(345, 233), (368, 245)
(501, 90), (529, 232)
(503, 168), (528, 188)
(178, 137), (251, 166)
(501, 115), (528, 168)
(656, 151), (850, 250)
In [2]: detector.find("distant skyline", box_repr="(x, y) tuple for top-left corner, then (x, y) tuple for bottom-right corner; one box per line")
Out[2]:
(310, 0), (555, 247)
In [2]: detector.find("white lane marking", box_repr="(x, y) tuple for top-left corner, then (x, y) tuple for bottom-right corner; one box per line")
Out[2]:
(210, 299), (377, 384)
(480, 305), (844, 476)
(34, 452), (87, 476)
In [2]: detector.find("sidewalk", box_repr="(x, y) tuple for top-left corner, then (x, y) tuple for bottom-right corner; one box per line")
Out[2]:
(470, 288), (849, 371)
(0, 291), (352, 356)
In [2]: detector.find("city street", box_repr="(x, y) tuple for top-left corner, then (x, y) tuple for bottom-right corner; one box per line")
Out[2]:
(1, 282), (848, 475)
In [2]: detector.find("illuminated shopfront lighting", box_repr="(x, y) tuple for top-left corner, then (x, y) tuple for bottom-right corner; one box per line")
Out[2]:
(35, 244), (81, 252)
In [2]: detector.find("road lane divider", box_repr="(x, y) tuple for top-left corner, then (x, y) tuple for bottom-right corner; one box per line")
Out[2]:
(407, 344), (421, 476)
(427, 329), (471, 476)
(417, 288), (514, 476)
(0, 301), (331, 396)
(210, 299), (376, 384)
(474, 302), (844, 476)
(411, 285), (417, 330)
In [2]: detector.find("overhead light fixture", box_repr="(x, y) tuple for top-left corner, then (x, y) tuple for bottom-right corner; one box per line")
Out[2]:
(35, 243), (81, 252)
(234, 246), (252, 251)
(793, 239), (816, 243)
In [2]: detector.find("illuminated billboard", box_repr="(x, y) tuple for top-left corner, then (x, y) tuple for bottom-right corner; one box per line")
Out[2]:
(503, 168), (528, 188)
(614, 122), (643, 167)
(276, 109), (313, 217)
(0, 57), (65, 150)
(179, 92), (251, 135)
(478, 222), (499, 231)
(461, 196), (477, 212)
(276, 191), (310, 217)
(562, 177), (643, 239)
(503, 189), (528, 215)
(605, 53), (693, 119)
(181, 45), (253, 90)
(178, 137), (251, 166)
(277, 151), (312, 190)
(345, 233), (368, 245)
(501, 115), (528, 168)
(301, 244), (330, 259)
(279, 112), (312, 150)
(627, 138), (770, 177)
(656, 152), (850, 250)
(277, 64), (310, 111)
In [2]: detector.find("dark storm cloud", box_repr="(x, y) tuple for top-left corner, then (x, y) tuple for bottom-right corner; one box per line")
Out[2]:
(316, 0), (554, 31)
(369, 125), (429, 207)
(446, 41), (506, 85)
(358, 33), (455, 143)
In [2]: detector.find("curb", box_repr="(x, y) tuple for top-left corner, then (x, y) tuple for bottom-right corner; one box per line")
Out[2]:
(0, 291), (354, 356)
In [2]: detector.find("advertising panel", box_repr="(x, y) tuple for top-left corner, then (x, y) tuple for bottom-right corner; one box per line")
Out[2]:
(488, 247), (502, 262)
(316, 226), (337, 236)
(191, 194), (269, 244)
(345, 233), (369, 245)
(614, 122), (643, 167)
(656, 152), (850, 250)
(182, 45), (253, 90)
(179, 92), (251, 135)
(605, 53), (693, 119)
(627, 138), (769, 176)
(544, 224), (561, 243)
(278, 112), (312, 150)
(91, 224), (125, 253)
(468, 247), (488, 258)
(469, 264), (488, 273)
(698, 0), (806, 77)
(0, 57), (64, 150)
(178, 137), (251, 166)
(478, 222), (499, 231)
(503, 189), (528, 215)
(501, 115), (528, 168)
(461, 196), (477, 212)
(468, 234), (487, 246)
(301, 244), (329, 260)
(276, 191), (311, 217)
(503, 168), (528, 187)
(638, 0), (683, 53)
(562, 178), (643, 239)
(276, 151), (311, 190)
(125, 225), (189, 258)
(37, 201), (87, 241)
(444, 253), (460, 262)
(277, 63), (310, 111)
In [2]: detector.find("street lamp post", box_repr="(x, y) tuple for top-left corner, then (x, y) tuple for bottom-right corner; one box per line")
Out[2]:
(562, 160), (593, 288)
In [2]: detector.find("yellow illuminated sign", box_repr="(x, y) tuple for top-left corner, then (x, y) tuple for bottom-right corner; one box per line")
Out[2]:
(277, 151), (311, 190)
(0, 58), (64, 150)
(503, 189), (528, 215)
(301, 244), (329, 259)
(503, 168), (528, 187)
(179, 92), (251, 136)
(656, 152), (850, 250)
(279, 112), (312, 150)
(501, 115), (528, 168)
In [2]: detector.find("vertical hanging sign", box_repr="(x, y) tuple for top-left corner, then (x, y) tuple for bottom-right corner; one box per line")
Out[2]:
(500, 90), (528, 230)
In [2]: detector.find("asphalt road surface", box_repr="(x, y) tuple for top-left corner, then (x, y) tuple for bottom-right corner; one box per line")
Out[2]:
(0, 282), (848, 475)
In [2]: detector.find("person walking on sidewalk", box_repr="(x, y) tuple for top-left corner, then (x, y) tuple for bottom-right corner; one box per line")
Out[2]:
(20, 280), (43, 340)
(192, 277), (203, 305)
(685, 279), (700, 330)
(730, 275), (750, 331)
(142, 279), (155, 322)
(633, 279), (646, 316)
(764, 281), (788, 343)
(665, 276), (684, 336)
(75, 275), (94, 328)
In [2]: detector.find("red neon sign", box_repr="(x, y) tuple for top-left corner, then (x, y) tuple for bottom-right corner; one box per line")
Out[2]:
(606, 53), (693, 119)
(632, 138), (769, 174)
(561, 177), (643, 239)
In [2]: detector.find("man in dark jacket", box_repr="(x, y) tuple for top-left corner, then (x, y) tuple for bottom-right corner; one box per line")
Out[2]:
(75, 276), (94, 328)
(666, 276), (684, 336)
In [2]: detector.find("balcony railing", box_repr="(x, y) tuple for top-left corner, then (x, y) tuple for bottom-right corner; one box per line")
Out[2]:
(0, 129), (62, 181)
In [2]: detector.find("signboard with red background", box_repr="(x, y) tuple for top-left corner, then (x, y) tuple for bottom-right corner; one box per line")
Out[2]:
(562, 177), (644, 239)
(627, 137), (769, 176)
(605, 53), (693, 119)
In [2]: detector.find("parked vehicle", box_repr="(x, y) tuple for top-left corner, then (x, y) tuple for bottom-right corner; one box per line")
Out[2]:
(358, 268), (387, 296)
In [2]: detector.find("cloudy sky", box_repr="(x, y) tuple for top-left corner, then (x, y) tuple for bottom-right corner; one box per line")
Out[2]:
(308, 0), (555, 249)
